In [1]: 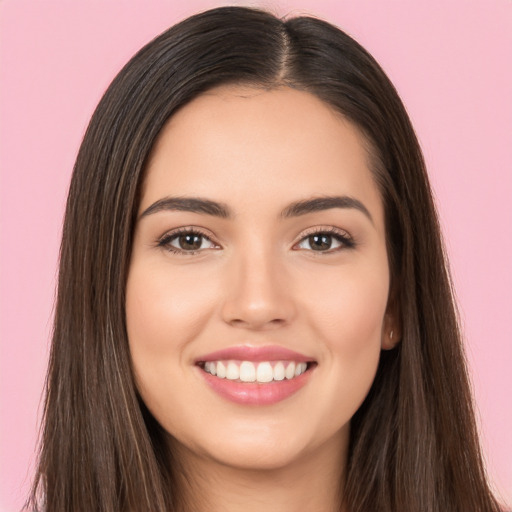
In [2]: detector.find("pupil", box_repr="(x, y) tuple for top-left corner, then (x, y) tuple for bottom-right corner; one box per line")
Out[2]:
(310, 234), (331, 250)
(179, 234), (202, 250)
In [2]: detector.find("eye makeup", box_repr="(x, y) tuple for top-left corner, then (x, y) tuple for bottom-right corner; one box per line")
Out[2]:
(292, 226), (355, 253)
(156, 226), (219, 255)
(156, 225), (356, 256)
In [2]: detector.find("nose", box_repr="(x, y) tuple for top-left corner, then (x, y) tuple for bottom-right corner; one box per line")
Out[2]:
(220, 246), (296, 330)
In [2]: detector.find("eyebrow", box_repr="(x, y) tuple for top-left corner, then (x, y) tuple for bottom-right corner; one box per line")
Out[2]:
(139, 195), (373, 223)
(280, 196), (373, 223)
(139, 197), (231, 219)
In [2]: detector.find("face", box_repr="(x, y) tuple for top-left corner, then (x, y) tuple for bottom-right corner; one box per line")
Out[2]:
(126, 86), (395, 472)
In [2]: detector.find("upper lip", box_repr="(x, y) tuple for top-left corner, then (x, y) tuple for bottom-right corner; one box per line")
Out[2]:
(195, 345), (314, 363)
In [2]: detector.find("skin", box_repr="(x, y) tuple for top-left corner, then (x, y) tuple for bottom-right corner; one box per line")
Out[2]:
(126, 85), (398, 512)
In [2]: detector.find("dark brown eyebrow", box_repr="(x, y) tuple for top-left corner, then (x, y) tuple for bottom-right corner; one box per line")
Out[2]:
(139, 197), (231, 219)
(139, 195), (373, 223)
(281, 196), (373, 223)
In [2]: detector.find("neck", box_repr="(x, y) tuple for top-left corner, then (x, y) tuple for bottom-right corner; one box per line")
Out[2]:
(171, 434), (348, 512)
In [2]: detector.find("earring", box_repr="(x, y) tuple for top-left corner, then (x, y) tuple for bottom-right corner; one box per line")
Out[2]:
(390, 330), (394, 340)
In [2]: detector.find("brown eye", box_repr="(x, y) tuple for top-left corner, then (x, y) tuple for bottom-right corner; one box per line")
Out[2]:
(177, 233), (203, 251)
(308, 234), (333, 251)
(296, 230), (354, 253)
(159, 230), (217, 253)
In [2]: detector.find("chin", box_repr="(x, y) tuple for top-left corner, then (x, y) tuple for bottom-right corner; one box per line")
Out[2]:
(203, 440), (312, 472)
(171, 418), (349, 473)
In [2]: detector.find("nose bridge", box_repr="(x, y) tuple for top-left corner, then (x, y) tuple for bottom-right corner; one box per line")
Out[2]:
(221, 238), (294, 329)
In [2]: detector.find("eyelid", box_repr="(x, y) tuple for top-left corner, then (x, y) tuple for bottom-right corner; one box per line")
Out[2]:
(156, 226), (221, 254)
(292, 226), (355, 252)
(297, 225), (352, 239)
(155, 225), (355, 255)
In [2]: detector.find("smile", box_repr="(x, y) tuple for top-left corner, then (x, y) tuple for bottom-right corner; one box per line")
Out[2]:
(202, 360), (308, 382)
(195, 345), (316, 405)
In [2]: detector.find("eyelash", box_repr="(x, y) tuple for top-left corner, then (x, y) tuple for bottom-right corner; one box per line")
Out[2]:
(157, 227), (217, 255)
(296, 227), (355, 253)
(156, 226), (355, 255)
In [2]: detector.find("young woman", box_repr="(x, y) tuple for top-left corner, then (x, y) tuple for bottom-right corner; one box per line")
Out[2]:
(28, 6), (503, 512)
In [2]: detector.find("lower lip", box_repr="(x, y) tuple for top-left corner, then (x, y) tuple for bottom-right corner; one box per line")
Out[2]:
(198, 366), (314, 406)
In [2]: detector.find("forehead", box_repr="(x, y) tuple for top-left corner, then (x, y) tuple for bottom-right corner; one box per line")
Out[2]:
(141, 85), (383, 223)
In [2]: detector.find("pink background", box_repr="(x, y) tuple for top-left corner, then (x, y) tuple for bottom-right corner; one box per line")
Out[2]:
(1, 1), (510, 510)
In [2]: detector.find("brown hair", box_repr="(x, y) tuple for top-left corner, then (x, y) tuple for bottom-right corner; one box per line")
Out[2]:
(29, 6), (502, 512)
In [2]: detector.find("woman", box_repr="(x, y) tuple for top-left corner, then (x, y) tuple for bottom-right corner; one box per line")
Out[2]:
(28, 6), (503, 512)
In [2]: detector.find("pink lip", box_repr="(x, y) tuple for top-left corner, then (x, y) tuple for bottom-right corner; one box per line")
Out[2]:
(198, 366), (314, 406)
(195, 345), (316, 406)
(195, 345), (313, 363)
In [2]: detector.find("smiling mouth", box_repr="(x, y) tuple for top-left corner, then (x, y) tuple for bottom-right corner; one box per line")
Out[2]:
(197, 360), (316, 383)
(195, 345), (317, 404)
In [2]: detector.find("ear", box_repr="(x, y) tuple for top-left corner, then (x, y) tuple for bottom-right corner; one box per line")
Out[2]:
(381, 302), (401, 350)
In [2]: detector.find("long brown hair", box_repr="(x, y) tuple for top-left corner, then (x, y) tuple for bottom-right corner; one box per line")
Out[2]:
(28, 6), (502, 511)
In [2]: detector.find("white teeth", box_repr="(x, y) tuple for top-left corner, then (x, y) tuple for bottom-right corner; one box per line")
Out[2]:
(226, 361), (240, 380)
(239, 361), (256, 382)
(216, 361), (226, 378)
(256, 362), (273, 383)
(205, 361), (216, 375)
(203, 360), (309, 382)
(273, 361), (285, 381)
(285, 362), (296, 379)
(294, 362), (307, 377)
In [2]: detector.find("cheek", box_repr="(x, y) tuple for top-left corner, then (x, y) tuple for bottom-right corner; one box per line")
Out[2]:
(124, 260), (220, 427)
(299, 261), (388, 416)
(302, 260), (389, 347)
(125, 260), (218, 360)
